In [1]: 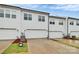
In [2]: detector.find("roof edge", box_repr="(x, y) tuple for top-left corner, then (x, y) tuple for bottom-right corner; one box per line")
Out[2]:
(0, 4), (49, 14)
(49, 16), (66, 19)
(68, 17), (79, 20)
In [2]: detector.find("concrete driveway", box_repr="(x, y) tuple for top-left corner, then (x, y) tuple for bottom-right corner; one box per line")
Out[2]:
(27, 39), (79, 54)
(0, 40), (14, 53)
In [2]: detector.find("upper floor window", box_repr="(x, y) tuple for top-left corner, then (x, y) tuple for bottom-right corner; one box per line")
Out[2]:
(59, 21), (63, 25)
(38, 16), (45, 22)
(12, 14), (16, 18)
(0, 9), (4, 17)
(70, 21), (74, 25)
(12, 11), (16, 19)
(5, 10), (10, 18)
(76, 21), (79, 26)
(24, 13), (32, 20)
(50, 21), (55, 24)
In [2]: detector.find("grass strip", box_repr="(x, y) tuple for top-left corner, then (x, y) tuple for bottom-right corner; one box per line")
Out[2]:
(53, 39), (79, 49)
(2, 43), (28, 54)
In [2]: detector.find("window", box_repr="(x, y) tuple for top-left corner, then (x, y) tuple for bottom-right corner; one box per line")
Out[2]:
(12, 14), (16, 18)
(12, 11), (16, 19)
(5, 10), (10, 18)
(0, 9), (4, 17)
(50, 21), (52, 24)
(59, 21), (63, 25)
(29, 14), (32, 20)
(24, 13), (32, 20)
(38, 16), (41, 21)
(76, 21), (79, 26)
(6, 14), (10, 18)
(50, 21), (55, 24)
(52, 22), (55, 24)
(24, 13), (27, 20)
(38, 16), (45, 22)
(42, 16), (45, 22)
(70, 21), (74, 25)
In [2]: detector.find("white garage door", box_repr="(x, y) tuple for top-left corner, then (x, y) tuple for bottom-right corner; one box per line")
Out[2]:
(0, 29), (18, 40)
(49, 32), (63, 38)
(70, 32), (79, 38)
(25, 30), (47, 38)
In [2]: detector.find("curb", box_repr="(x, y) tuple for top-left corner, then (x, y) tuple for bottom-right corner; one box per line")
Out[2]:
(27, 40), (31, 54)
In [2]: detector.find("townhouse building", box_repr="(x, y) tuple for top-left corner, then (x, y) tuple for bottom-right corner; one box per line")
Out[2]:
(0, 4), (79, 40)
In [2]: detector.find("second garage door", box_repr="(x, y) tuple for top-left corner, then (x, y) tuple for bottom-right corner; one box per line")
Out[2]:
(70, 31), (79, 38)
(25, 30), (47, 38)
(49, 31), (64, 38)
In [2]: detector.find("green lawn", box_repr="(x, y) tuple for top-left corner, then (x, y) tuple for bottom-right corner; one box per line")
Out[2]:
(2, 43), (28, 54)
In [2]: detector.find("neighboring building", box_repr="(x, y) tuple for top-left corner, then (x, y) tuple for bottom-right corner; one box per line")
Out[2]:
(67, 17), (79, 38)
(49, 16), (66, 39)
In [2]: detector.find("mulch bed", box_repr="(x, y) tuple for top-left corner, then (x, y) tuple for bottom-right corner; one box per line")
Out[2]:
(12, 38), (27, 44)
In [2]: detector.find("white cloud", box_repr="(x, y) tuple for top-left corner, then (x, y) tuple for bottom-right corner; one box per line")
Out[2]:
(14, 4), (79, 12)
(23, 4), (40, 9)
(13, 4), (40, 10)
(50, 4), (79, 11)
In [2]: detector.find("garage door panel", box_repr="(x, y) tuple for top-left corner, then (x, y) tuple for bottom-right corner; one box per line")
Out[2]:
(49, 32), (63, 38)
(25, 30), (47, 38)
(0, 30), (17, 39)
(70, 32), (79, 37)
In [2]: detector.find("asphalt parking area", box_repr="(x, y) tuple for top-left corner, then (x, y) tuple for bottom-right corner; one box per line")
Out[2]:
(27, 39), (79, 54)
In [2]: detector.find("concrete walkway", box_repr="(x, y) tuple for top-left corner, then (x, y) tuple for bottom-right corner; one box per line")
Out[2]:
(27, 39), (79, 54)
(0, 40), (14, 53)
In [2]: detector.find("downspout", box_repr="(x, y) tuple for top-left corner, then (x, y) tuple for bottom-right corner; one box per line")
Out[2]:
(66, 17), (69, 37)
(47, 14), (49, 40)
(20, 10), (23, 38)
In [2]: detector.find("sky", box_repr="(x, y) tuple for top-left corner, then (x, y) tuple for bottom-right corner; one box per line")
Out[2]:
(14, 4), (79, 18)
